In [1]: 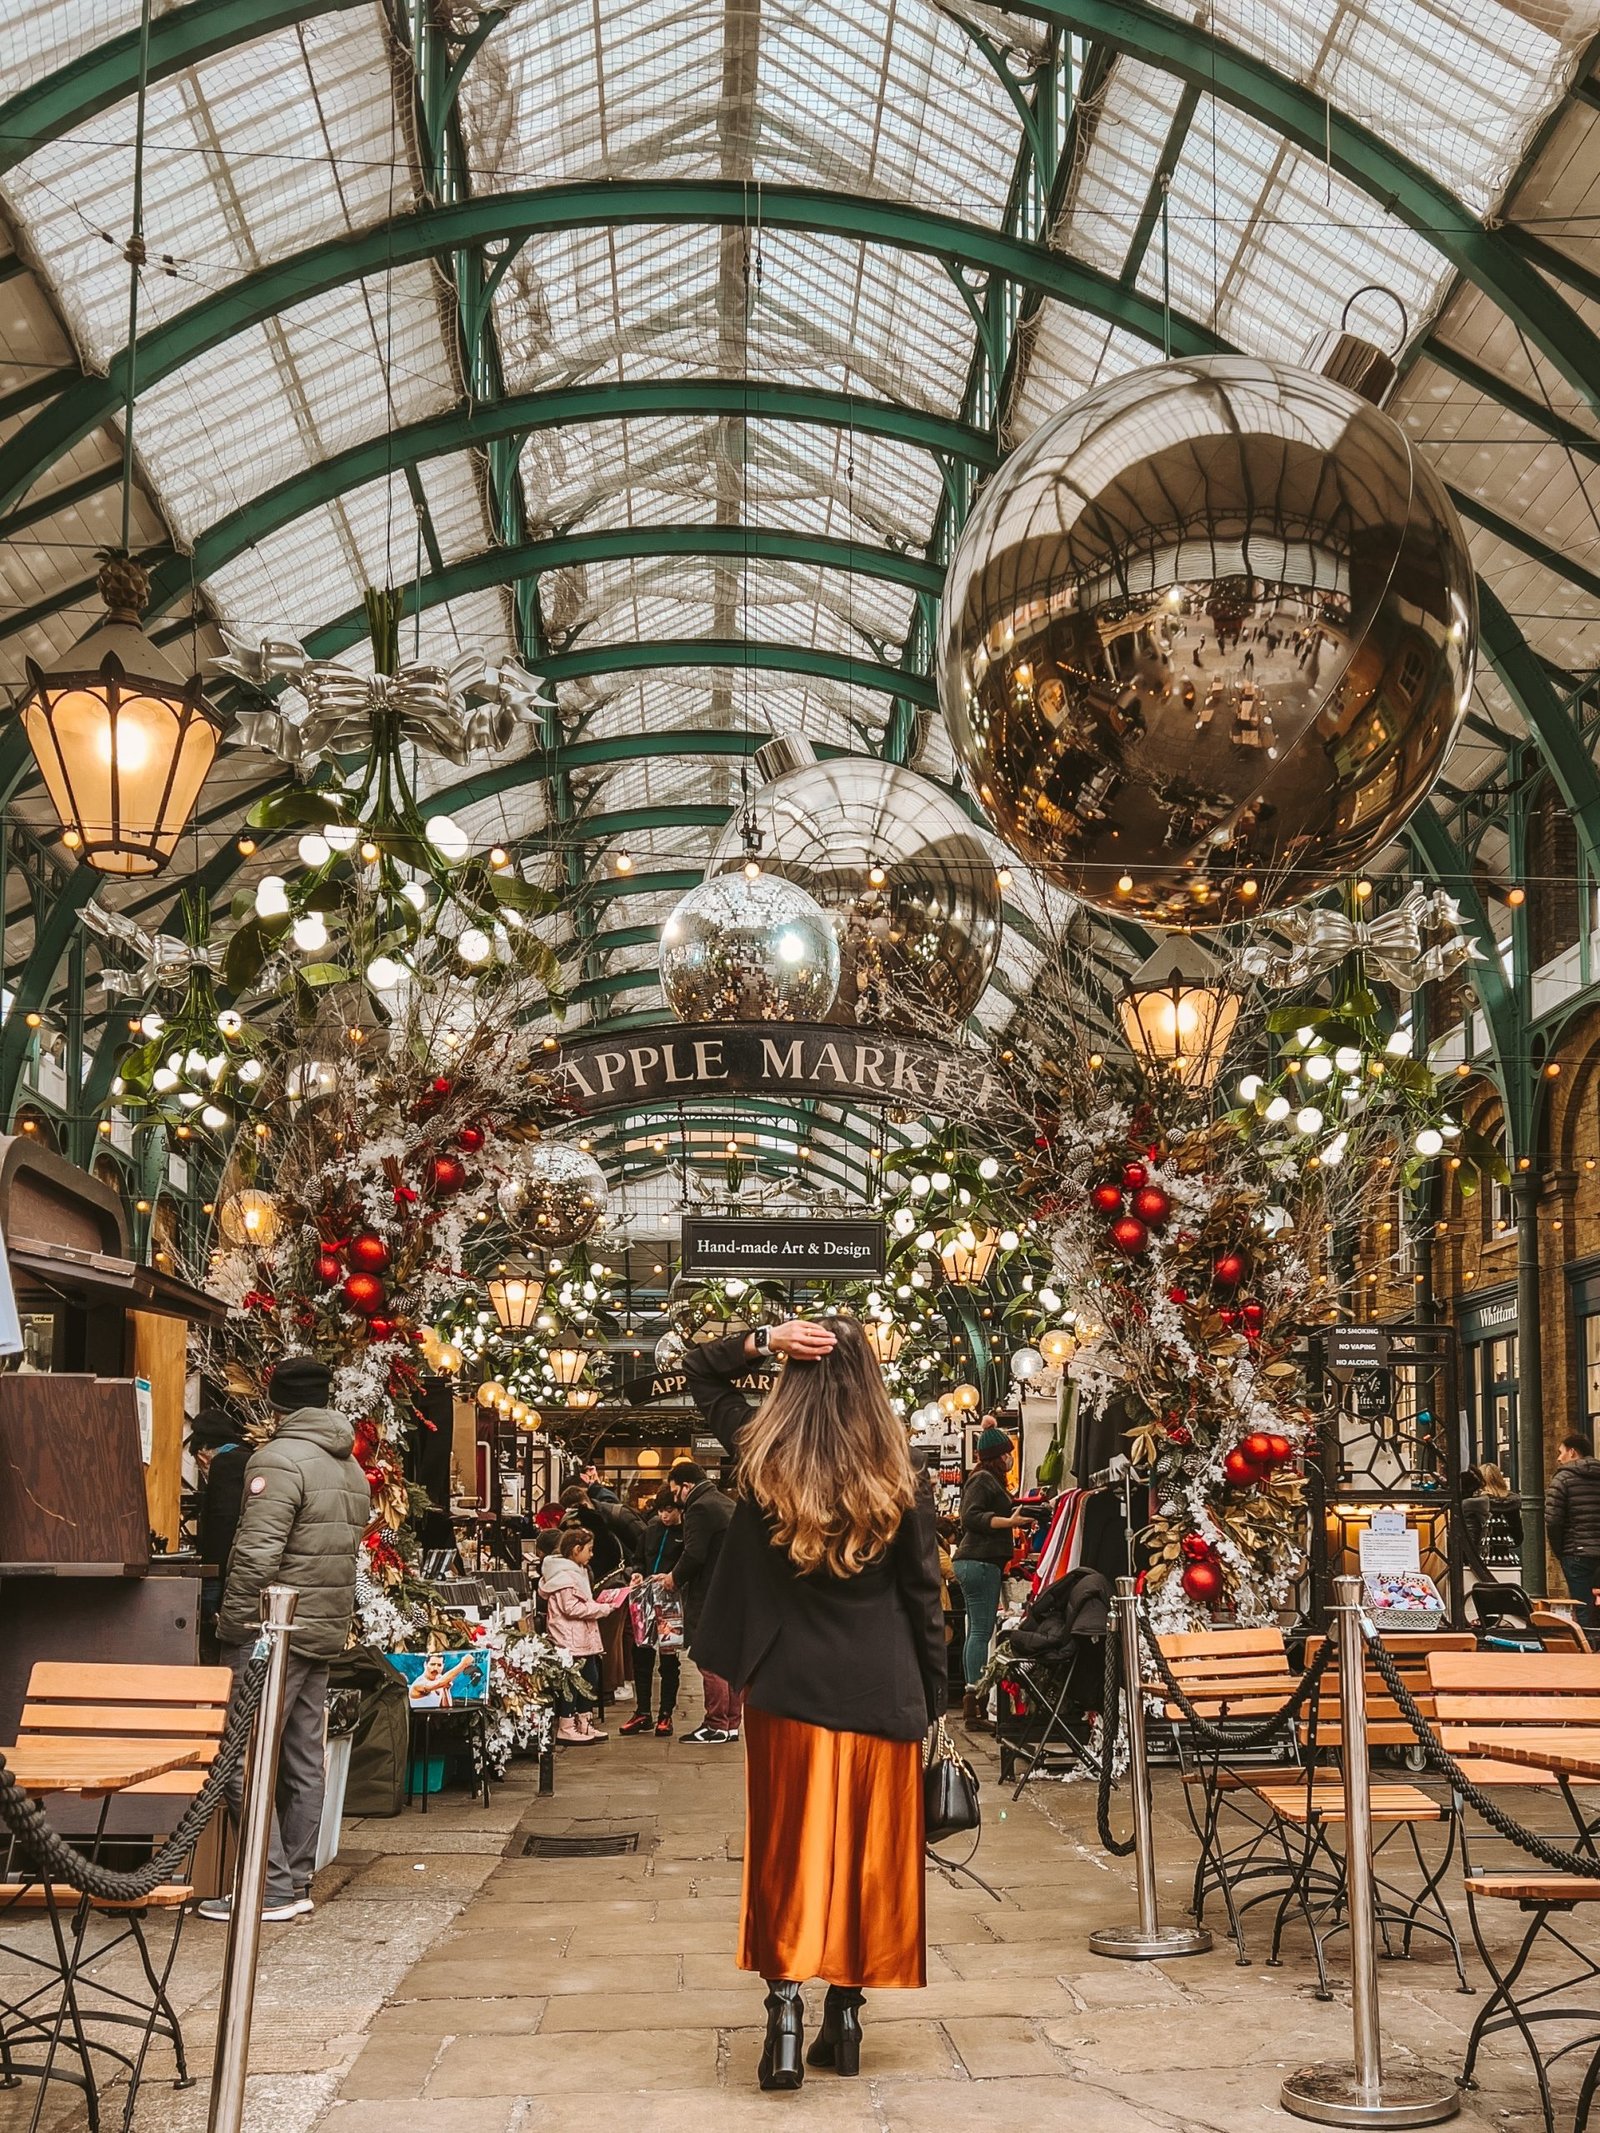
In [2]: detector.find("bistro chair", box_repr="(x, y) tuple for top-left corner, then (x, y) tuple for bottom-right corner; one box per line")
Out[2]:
(1248, 1633), (1472, 1997)
(0, 1660), (232, 2132)
(1428, 1650), (1600, 2133)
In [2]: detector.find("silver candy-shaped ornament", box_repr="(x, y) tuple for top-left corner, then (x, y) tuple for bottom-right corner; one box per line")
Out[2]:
(705, 740), (1001, 1028)
(498, 1142), (608, 1249)
(937, 355), (1476, 927)
(660, 872), (840, 1023)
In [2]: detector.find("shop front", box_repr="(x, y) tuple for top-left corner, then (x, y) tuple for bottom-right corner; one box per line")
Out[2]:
(1457, 1284), (1519, 1485)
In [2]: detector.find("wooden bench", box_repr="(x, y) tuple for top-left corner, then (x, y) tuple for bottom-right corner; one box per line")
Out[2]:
(1427, 1650), (1600, 1788)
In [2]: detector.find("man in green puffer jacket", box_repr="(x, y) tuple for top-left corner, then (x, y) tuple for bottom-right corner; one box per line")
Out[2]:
(200, 1355), (371, 1924)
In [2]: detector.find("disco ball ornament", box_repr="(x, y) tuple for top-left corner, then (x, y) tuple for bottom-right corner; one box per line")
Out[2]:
(653, 1330), (686, 1372)
(498, 1142), (607, 1248)
(938, 356), (1476, 926)
(660, 872), (839, 1023)
(707, 739), (1001, 1027)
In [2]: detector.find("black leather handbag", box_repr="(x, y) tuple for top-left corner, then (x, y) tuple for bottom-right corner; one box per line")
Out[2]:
(922, 1717), (981, 1843)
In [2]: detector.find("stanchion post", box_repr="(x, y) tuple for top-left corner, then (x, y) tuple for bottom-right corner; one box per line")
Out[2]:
(1281, 1576), (1458, 2126)
(1089, 1577), (1212, 1961)
(207, 1585), (297, 2133)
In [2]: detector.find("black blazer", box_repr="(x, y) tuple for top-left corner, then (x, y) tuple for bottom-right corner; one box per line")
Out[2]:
(683, 1334), (946, 1742)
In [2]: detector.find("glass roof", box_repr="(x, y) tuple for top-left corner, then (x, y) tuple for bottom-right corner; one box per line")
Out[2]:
(2, 0), (1600, 1101)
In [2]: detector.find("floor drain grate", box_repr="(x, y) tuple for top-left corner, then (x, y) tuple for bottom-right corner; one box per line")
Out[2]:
(523, 1831), (640, 1858)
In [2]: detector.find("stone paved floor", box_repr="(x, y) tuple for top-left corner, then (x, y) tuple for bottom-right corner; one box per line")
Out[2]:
(0, 1682), (1581, 2131)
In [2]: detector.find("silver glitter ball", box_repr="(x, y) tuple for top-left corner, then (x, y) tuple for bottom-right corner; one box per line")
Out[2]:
(660, 872), (840, 1023)
(707, 747), (1001, 1027)
(499, 1142), (607, 1249)
(937, 356), (1475, 926)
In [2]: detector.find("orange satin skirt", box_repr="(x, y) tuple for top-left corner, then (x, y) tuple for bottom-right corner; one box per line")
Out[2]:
(738, 1705), (926, 1989)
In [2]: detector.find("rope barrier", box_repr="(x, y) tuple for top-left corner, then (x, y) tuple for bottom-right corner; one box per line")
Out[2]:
(1360, 1629), (1600, 1881)
(1138, 1615), (1335, 1749)
(1095, 1622), (1137, 1857)
(0, 1656), (267, 1904)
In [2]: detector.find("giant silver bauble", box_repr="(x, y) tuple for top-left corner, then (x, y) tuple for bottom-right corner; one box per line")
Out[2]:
(706, 751), (1001, 1026)
(938, 357), (1476, 926)
(498, 1141), (607, 1249)
(660, 872), (840, 1023)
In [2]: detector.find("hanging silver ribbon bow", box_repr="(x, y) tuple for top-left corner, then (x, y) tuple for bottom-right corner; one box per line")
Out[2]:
(1237, 886), (1485, 993)
(82, 904), (217, 1000)
(215, 633), (554, 768)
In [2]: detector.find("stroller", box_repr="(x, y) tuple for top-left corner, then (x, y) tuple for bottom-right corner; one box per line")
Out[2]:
(985, 1567), (1112, 1793)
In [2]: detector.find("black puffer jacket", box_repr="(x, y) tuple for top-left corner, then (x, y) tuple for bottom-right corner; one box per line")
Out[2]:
(1548, 1458), (1600, 1559)
(1005, 1567), (1111, 1662)
(217, 1408), (371, 1659)
(676, 1479), (735, 1637)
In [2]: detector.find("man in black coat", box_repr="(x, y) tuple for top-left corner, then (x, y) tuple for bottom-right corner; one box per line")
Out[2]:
(1549, 1431), (1600, 1627)
(190, 1408), (250, 1652)
(663, 1459), (738, 1741)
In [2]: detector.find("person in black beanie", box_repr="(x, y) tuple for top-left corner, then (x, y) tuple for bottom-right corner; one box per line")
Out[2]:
(952, 1422), (1031, 1733)
(189, 1407), (250, 1651)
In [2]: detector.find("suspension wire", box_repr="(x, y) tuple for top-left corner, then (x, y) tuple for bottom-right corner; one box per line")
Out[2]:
(119, 0), (158, 557)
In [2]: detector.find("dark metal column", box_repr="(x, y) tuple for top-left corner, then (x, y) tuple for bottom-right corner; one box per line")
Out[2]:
(1512, 1170), (1546, 1588)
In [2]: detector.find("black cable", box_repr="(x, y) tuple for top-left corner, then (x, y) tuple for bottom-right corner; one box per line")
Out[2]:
(1138, 1613), (1335, 1750)
(1362, 1630), (1600, 1881)
(0, 1656), (267, 1904)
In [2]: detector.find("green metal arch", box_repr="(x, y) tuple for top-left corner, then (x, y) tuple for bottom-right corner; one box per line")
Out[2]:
(129, 381), (996, 621)
(0, 179), (1225, 520)
(299, 524), (942, 664)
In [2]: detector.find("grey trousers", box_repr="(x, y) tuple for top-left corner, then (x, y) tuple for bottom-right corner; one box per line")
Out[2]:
(222, 1643), (330, 1906)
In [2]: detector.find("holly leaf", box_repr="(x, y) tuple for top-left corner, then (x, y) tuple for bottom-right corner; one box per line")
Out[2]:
(246, 787), (348, 832)
(223, 918), (271, 993)
(488, 871), (559, 914)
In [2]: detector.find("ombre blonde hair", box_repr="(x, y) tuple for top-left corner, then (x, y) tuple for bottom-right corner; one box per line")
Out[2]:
(737, 1315), (917, 1578)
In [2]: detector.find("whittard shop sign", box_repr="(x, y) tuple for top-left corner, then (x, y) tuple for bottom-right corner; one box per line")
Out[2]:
(550, 1022), (1002, 1117)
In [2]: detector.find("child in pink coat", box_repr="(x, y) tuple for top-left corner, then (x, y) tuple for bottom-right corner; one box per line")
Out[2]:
(539, 1527), (632, 1744)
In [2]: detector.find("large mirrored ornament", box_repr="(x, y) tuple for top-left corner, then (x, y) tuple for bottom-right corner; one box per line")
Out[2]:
(706, 742), (1001, 1027)
(938, 357), (1476, 925)
(498, 1141), (607, 1248)
(660, 873), (839, 1023)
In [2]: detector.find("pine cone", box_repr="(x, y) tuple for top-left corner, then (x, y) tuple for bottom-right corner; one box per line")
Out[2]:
(96, 552), (150, 618)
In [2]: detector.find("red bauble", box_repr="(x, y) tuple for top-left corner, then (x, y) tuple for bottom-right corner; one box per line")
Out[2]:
(1091, 1182), (1124, 1214)
(363, 1465), (384, 1491)
(1131, 1185), (1171, 1226)
(1181, 1559), (1223, 1603)
(1180, 1534), (1212, 1561)
(1242, 1431), (1277, 1469)
(368, 1318), (394, 1343)
(457, 1125), (486, 1153)
(1265, 1433), (1293, 1466)
(1213, 1251), (1247, 1287)
(315, 1251), (341, 1285)
(1223, 1447), (1260, 1487)
(1167, 1285), (1189, 1305)
(1241, 1300), (1264, 1329)
(1166, 1422), (1193, 1447)
(1109, 1215), (1150, 1254)
(343, 1271), (386, 1317)
(348, 1232), (390, 1274)
(431, 1077), (454, 1096)
(425, 1153), (466, 1197)
(1122, 1160), (1148, 1190)
(1218, 1307), (1238, 1327)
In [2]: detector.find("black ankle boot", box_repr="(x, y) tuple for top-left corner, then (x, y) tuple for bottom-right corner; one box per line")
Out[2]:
(806, 1986), (864, 2075)
(759, 1981), (805, 2091)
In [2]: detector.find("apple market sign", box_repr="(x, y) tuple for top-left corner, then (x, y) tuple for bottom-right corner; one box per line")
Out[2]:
(550, 1022), (1002, 1117)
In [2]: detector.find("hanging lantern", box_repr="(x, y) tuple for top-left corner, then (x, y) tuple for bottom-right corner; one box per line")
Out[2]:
(565, 1383), (601, 1412)
(863, 1319), (906, 1364)
(950, 1382), (981, 1412)
(515, 1408), (543, 1434)
(1039, 1327), (1077, 1369)
(435, 1342), (463, 1374)
(486, 1264), (545, 1333)
(547, 1342), (588, 1386)
(938, 1225), (1001, 1285)
(219, 1188), (279, 1247)
(1116, 936), (1242, 1093)
(476, 1380), (507, 1410)
(15, 557), (220, 876)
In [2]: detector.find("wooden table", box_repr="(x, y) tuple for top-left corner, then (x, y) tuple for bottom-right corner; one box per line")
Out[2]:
(0, 1740), (202, 1796)
(1464, 1729), (1600, 1781)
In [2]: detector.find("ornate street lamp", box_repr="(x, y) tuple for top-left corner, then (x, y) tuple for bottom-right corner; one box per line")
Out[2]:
(218, 1187), (279, 1247)
(937, 1225), (1000, 1286)
(1116, 936), (1241, 1093)
(863, 1318), (905, 1364)
(565, 1382), (601, 1412)
(486, 1264), (544, 1333)
(547, 1341), (588, 1386)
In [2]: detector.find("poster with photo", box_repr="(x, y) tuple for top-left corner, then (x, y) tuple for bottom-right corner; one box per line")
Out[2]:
(386, 1651), (490, 1709)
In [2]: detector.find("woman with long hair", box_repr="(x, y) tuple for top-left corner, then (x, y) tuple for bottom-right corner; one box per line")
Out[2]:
(952, 1420), (1031, 1731)
(684, 1316), (945, 2093)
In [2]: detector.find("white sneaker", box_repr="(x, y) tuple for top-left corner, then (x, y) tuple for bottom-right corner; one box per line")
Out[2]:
(682, 1724), (730, 1745)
